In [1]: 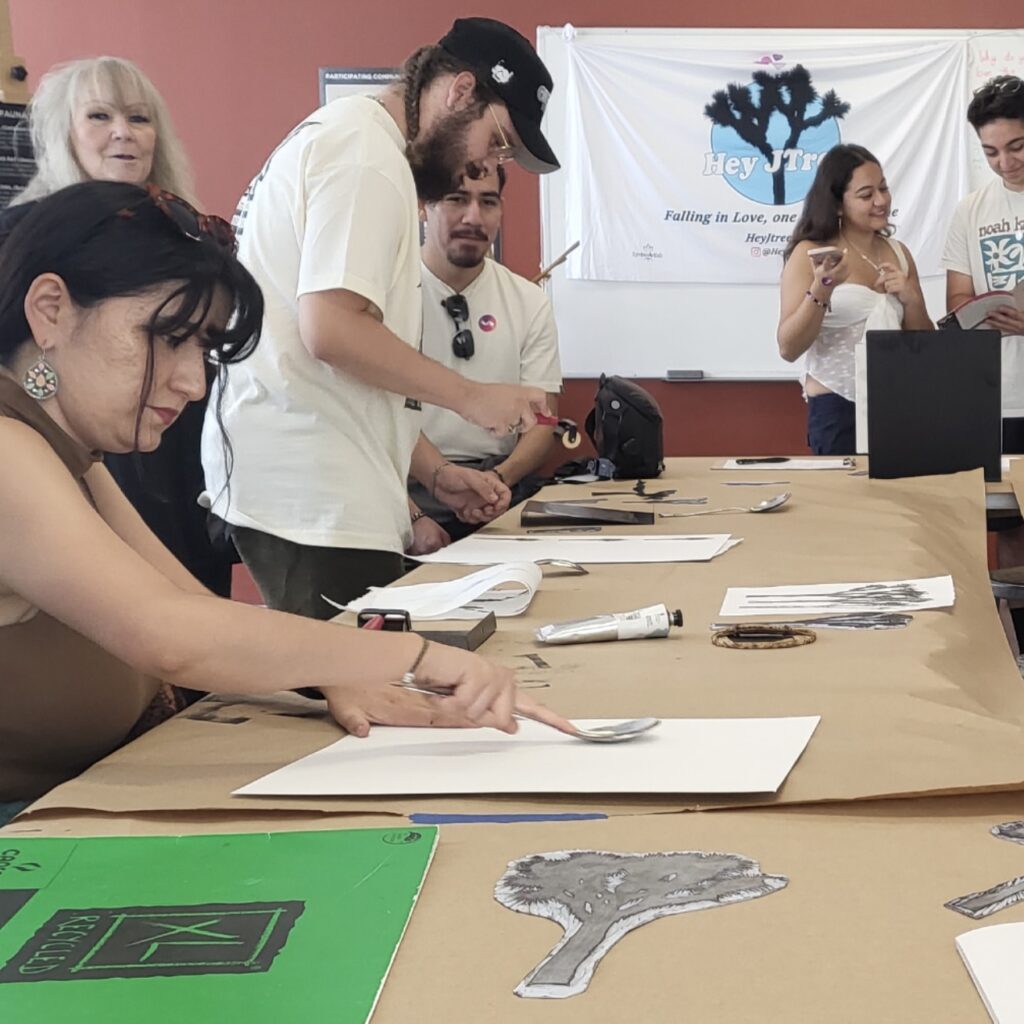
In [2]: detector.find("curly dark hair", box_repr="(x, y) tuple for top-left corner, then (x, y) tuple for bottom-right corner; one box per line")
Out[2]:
(967, 76), (1024, 131)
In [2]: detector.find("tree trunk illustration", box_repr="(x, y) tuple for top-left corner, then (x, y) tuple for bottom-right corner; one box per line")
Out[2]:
(496, 849), (788, 999)
(521, 915), (612, 990)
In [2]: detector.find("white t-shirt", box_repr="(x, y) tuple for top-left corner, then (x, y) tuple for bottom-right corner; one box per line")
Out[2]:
(202, 96), (422, 553)
(419, 260), (562, 461)
(942, 178), (1024, 417)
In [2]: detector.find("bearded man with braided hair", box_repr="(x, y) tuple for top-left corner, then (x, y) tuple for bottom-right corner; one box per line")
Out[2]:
(203, 18), (560, 617)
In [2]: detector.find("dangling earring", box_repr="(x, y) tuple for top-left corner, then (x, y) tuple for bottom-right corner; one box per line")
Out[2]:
(22, 347), (59, 401)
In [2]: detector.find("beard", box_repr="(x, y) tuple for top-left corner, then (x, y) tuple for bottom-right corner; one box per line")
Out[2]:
(446, 238), (489, 268)
(407, 106), (489, 203)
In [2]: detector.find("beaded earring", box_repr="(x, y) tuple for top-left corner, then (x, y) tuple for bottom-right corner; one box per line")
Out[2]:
(21, 348), (59, 400)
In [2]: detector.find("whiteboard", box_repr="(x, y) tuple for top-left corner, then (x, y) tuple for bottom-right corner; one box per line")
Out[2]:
(537, 27), (1024, 380)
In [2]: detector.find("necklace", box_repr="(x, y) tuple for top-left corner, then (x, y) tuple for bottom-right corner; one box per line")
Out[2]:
(1004, 185), (1024, 243)
(841, 233), (883, 272)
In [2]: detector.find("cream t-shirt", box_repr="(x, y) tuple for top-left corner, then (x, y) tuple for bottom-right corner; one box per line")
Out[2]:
(420, 260), (562, 461)
(942, 178), (1024, 418)
(202, 96), (422, 552)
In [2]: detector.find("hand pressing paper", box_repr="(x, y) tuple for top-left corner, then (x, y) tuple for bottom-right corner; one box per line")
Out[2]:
(329, 562), (541, 620)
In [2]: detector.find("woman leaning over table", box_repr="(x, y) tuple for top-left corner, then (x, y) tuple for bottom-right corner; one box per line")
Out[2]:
(777, 144), (933, 455)
(0, 181), (567, 824)
(5, 56), (234, 597)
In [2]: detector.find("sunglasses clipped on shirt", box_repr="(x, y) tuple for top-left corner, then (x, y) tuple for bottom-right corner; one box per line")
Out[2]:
(117, 183), (237, 253)
(441, 293), (475, 359)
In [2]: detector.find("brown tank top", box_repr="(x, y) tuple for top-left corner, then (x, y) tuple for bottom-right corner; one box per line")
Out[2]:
(0, 376), (161, 802)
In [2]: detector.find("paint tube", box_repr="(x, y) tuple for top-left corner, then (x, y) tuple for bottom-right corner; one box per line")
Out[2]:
(536, 604), (683, 645)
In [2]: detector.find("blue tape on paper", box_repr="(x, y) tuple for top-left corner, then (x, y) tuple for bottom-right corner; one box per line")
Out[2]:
(407, 812), (609, 825)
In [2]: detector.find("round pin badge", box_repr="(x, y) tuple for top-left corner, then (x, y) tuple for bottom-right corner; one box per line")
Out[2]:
(479, 314), (497, 332)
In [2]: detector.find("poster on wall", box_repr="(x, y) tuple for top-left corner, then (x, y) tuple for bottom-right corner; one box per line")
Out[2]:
(318, 67), (399, 106)
(0, 102), (33, 209)
(316, 65), (504, 262)
(560, 32), (971, 285)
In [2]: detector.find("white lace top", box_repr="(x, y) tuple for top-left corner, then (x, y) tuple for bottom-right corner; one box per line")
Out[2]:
(803, 239), (909, 402)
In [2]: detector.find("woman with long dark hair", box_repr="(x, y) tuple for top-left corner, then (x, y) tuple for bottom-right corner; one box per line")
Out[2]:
(0, 181), (566, 822)
(777, 144), (932, 454)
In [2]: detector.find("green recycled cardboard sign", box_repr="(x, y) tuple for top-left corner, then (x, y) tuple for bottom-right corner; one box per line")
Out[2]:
(0, 827), (437, 1022)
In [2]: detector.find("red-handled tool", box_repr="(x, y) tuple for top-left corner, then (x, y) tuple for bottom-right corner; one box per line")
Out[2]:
(536, 414), (582, 450)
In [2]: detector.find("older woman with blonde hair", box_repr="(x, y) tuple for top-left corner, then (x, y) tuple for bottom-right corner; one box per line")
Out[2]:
(15, 55), (196, 205)
(5, 57), (235, 598)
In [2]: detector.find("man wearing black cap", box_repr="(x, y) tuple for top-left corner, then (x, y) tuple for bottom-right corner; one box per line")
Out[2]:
(203, 17), (561, 617)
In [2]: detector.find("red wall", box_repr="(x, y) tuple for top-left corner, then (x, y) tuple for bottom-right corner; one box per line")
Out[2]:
(11, 2), (1014, 454)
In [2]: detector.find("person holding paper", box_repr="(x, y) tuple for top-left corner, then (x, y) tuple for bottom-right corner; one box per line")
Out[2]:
(0, 182), (567, 821)
(943, 76), (1024, 452)
(411, 165), (563, 543)
(777, 144), (932, 454)
(202, 18), (561, 616)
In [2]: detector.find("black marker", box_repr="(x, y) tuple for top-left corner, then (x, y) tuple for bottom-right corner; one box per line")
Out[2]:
(735, 457), (790, 465)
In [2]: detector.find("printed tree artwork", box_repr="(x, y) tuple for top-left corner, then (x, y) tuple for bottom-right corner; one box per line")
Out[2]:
(494, 849), (788, 999)
(946, 821), (1024, 919)
(704, 64), (850, 206)
(742, 581), (931, 612)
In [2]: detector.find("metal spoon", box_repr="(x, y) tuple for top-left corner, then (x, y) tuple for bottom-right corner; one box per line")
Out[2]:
(658, 492), (792, 518)
(536, 558), (589, 575)
(523, 716), (661, 743)
(394, 682), (658, 743)
(515, 713), (660, 743)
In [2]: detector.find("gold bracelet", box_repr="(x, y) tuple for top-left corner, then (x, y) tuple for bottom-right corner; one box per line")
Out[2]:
(401, 636), (431, 686)
(431, 461), (452, 499)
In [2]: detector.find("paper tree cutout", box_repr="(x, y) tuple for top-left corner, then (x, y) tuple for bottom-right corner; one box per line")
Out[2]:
(494, 849), (788, 999)
(946, 821), (1024, 919)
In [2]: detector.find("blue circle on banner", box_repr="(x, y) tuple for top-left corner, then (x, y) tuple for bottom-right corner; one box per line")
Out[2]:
(709, 88), (842, 207)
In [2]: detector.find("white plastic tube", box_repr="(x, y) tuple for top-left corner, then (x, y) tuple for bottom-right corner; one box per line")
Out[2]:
(536, 604), (683, 645)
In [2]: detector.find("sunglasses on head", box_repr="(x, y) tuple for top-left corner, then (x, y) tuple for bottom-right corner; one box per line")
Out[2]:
(441, 293), (475, 359)
(118, 184), (237, 253)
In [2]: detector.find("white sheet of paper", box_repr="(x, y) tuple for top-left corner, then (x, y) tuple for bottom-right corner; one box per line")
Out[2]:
(416, 534), (734, 565)
(718, 575), (955, 617)
(854, 338), (869, 454)
(235, 716), (820, 797)
(718, 459), (853, 470)
(331, 562), (542, 620)
(956, 922), (1024, 1024)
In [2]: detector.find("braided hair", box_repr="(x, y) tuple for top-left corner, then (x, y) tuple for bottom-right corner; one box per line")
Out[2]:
(399, 45), (497, 140)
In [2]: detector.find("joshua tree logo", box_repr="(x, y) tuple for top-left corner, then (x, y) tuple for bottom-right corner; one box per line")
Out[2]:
(703, 64), (850, 207)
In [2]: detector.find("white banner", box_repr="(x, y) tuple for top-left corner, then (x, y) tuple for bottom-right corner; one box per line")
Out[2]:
(563, 33), (969, 284)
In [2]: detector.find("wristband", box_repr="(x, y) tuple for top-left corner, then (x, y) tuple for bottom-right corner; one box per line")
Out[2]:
(492, 468), (507, 485)
(805, 290), (831, 312)
(410, 510), (426, 525)
(401, 636), (431, 686)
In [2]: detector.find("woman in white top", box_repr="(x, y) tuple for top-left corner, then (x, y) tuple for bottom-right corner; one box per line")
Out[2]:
(777, 144), (932, 454)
